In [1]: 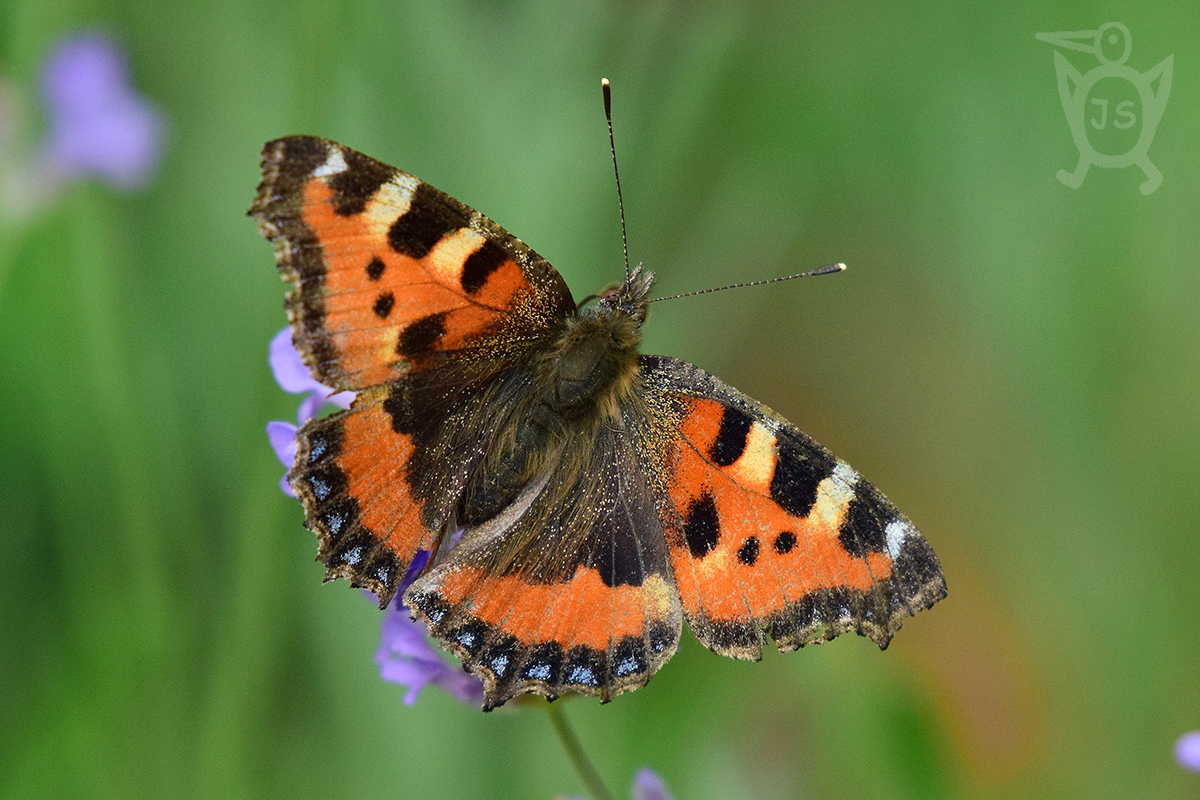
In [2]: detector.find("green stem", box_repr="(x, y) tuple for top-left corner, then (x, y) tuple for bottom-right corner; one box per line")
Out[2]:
(546, 703), (616, 800)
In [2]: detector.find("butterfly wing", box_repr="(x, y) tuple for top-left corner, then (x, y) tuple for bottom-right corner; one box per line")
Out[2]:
(405, 403), (683, 710)
(640, 355), (946, 658)
(251, 137), (578, 605)
(250, 136), (575, 391)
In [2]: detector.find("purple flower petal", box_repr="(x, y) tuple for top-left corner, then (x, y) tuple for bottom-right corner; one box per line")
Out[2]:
(375, 601), (485, 707)
(373, 547), (484, 706)
(1177, 731), (1200, 773)
(38, 31), (164, 189)
(326, 391), (354, 412)
(269, 327), (353, 419)
(295, 393), (325, 426)
(269, 327), (323, 395)
(41, 33), (126, 110)
(630, 768), (674, 800)
(266, 420), (298, 497)
(267, 328), (355, 498)
(266, 420), (297, 466)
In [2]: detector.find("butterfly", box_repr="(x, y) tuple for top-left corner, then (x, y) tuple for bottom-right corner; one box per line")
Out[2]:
(250, 134), (946, 711)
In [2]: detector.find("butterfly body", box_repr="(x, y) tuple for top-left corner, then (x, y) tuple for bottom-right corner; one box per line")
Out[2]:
(252, 136), (945, 710)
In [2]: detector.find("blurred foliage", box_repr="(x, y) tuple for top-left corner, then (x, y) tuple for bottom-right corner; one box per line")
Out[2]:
(2, 1), (1198, 798)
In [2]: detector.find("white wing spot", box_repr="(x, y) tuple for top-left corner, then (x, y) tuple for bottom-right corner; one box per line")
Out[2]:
(885, 520), (911, 559)
(364, 175), (420, 240)
(832, 461), (859, 488)
(810, 461), (859, 532)
(313, 146), (348, 178)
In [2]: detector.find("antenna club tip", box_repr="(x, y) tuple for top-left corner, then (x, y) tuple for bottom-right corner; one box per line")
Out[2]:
(806, 262), (846, 277)
(601, 77), (610, 88)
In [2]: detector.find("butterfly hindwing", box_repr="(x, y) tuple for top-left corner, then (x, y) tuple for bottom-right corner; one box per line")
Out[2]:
(405, 405), (683, 710)
(641, 355), (946, 658)
(250, 136), (575, 392)
(287, 386), (437, 604)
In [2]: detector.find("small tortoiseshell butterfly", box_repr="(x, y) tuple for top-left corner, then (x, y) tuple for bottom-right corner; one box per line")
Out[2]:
(250, 132), (946, 711)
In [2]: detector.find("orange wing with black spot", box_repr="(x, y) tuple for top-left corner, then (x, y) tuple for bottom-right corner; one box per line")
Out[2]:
(404, 403), (683, 710)
(250, 137), (576, 609)
(640, 355), (946, 659)
(251, 136), (574, 391)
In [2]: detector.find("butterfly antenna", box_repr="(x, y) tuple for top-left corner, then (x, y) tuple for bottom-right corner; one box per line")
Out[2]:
(602, 78), (631, 280)
(650, 262), (847, 302)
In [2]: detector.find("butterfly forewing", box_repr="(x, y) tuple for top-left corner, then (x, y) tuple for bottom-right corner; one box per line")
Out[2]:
(250, 136), (574, 392)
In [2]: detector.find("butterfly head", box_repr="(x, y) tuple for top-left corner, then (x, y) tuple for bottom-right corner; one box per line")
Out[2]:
(594, 263), (654, 324)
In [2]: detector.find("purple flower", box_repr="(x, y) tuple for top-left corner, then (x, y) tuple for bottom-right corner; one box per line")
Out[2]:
(563, 768), (675, 800)
(630, 768), (674, 800)
(1177, 731), (1200, 773)
(266, 420), (300, 497)
(268, 327), (482, 706)
(375, 551), (486, 706)
(269, 327), (355, 421)
(38, 30), (164, 190)
(266, 327), (353, 495)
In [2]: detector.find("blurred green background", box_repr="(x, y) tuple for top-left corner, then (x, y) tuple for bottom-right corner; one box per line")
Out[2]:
(2, 2), (1197, 798)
